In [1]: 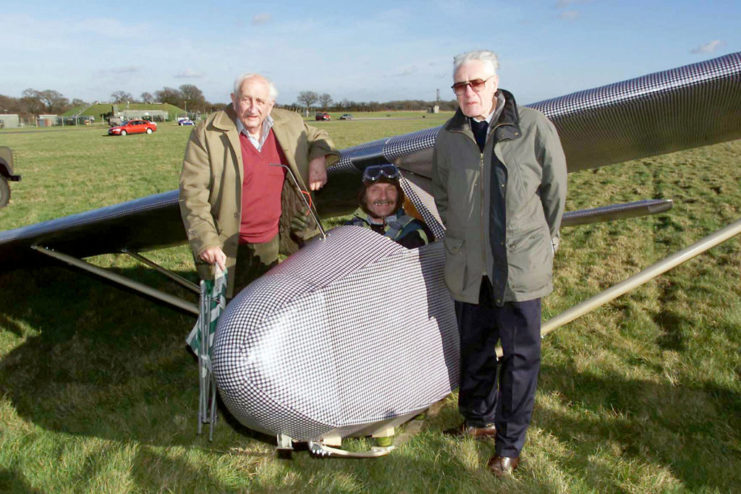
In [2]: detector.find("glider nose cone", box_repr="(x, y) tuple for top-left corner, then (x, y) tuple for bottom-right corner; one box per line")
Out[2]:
(211, 227), (460, 441)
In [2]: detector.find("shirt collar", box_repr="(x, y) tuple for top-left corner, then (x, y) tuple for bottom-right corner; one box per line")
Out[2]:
(236, 114), (274, 150)
(471, 91), (506, 125)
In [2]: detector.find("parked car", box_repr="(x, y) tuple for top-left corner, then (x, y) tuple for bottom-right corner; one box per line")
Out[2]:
(0, 146), (22, 208)
(339, 114), (353, 120)
(315, 112), (330, 121)
(108, 119), (157, 136)
(177, 117), (195, 126)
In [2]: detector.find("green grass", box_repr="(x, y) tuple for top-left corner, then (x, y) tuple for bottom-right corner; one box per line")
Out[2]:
(0, 119), (739, 493)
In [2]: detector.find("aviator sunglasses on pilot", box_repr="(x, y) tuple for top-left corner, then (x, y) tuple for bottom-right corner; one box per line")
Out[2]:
(362, 164), (400, 183)
(451, 75), (495, 95)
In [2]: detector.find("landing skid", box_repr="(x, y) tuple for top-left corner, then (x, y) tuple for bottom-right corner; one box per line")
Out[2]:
(275, 409), (430, 459)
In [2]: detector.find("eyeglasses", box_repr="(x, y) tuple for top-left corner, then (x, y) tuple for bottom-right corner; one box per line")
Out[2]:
(451, 76), (494, 95)
(362, 164), (400, 183)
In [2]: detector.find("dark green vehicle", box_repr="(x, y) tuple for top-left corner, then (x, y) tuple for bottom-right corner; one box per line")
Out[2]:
(0, 147), (22, 208)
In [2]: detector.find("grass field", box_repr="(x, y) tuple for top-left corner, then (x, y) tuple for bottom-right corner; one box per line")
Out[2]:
(0, 119), (739, 493)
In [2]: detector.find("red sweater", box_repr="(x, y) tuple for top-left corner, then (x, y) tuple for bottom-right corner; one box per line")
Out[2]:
(238, 130), (287, 243)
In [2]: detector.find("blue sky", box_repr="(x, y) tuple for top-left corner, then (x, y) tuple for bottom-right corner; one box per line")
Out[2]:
(2, 0), (739, 106)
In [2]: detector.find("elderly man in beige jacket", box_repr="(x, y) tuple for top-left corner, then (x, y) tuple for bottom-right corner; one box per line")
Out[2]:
(179, 73), (339, 298)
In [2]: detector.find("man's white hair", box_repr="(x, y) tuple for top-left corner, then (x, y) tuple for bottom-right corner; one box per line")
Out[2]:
(453, 50), (499, 78)
(232, 73), (279, 101)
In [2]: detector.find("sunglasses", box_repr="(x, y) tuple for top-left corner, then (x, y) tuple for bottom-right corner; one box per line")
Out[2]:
(362, 164), (400, 183)
(451, 76), (494, 95)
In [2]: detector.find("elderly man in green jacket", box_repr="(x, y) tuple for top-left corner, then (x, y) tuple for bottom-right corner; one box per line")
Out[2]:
(432, 50), (567, 477)
(179, 73), (339, 298)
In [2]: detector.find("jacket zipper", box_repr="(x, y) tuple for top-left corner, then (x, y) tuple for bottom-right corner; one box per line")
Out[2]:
(451, 122), (510, 281)
(479, 152), (487, 276)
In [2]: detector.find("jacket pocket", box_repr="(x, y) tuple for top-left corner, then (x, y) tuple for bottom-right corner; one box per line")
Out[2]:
(507, 223), (553, 293)
(443, 236), (466, 295)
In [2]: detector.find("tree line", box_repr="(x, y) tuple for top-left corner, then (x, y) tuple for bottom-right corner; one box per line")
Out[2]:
(0, 84), (222, 118)
(0, 85), (458, 119)
(292, 90), (458, 113)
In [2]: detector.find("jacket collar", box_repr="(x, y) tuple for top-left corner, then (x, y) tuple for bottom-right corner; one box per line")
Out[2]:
(445, 89), (521, 140)
(215, 105), (283, 133)
(213, 105), (239, 132)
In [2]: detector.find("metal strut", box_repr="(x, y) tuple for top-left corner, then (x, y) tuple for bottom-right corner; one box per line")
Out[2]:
(495, 217), (741, 357)
(541, 217), (741, 337)
(31, 245), (199, 315)
(123, 249), (200, 294)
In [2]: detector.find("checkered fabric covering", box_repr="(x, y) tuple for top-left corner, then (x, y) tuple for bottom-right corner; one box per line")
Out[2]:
(330, 52), (740, 176)
(399, 175), (446, 240)
(530, 51), (741, 172)
(212, 226), (459, 441)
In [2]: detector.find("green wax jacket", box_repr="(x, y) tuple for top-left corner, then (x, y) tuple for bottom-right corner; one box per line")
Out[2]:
(432, 90), (567, 304)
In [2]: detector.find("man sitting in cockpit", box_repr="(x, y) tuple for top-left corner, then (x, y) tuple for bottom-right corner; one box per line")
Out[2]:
(345, 164), (433, 249)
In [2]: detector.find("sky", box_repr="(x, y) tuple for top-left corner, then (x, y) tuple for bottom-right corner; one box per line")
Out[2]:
(2, 0), (740, 107)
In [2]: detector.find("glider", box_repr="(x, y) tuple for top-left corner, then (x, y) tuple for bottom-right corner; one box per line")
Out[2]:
(0, 52), (739, 457)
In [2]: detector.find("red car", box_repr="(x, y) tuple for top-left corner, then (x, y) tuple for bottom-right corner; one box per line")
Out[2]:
(315, 112), (330, 121)
(108, 119), (157, 136)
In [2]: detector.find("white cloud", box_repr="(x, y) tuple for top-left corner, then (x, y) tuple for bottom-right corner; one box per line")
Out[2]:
(252, 13), (272, 25)
(110, 66), (140, 74)
(691, 40), (726, 54)
(175, 68), (204, 78)
(555, 0), (589, 21)
(558, 10), (580, 20)
(556, 0), (590, 7)
(393, 66), (418, 77)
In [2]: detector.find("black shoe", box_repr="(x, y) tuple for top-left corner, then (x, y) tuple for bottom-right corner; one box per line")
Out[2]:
(444, 422), (496, 440)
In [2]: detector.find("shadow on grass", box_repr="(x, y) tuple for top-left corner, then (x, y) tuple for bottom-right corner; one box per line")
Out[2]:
(0, 263), (580, 491)
(538, 362), (741, 492)
(0, 264), (201, 444)
(2, 261), (739, 491)
(0, 468), (44, 493)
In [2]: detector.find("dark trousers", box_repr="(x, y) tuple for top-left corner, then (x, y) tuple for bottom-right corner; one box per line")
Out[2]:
(455, 279), (541, 457)
(230, 236), (280, 299)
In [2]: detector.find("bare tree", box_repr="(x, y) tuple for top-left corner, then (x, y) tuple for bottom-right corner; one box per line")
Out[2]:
(179, 84), (206, 112)
(140, 92), (154, 104)
(21, 88), (69, 114)
(0, 94), (17, 112)
(297, 91), (319, 112)
(21, 89), (44, 114)
(111, 91), (133, 104)
(155, 87), (183, 107)
(319, 93), (333, 109)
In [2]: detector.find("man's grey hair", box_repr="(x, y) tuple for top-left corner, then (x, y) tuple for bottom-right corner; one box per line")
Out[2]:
(453, 50), (499, 78)
(233, 73), (279, 101)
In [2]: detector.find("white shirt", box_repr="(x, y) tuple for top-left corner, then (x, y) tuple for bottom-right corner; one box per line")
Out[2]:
(236, 114), (274, 151)
(471, 91), (506, 136)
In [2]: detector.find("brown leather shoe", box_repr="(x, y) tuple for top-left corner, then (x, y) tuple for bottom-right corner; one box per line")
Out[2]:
(487, 455), (520, 477)
(443, 422), (497, 440)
